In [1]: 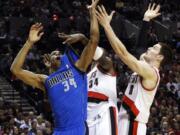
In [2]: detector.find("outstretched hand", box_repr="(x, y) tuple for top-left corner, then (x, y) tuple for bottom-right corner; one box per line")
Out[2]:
(144, 3), (161, 21)
(87, 0), (100, 10)
(95, 5), (115, 27)
(28, 23), (44, 44)
(58, 33), (84, 45)
(43, 53), (51, 68)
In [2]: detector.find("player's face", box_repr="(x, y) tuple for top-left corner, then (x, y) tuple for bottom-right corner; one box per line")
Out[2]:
(140, 44), (162, 62)
(105, 55), (113, 68)
(50, 50), (61, 68)
(105, 56), (112, 64)
(98, 54), (113, 70)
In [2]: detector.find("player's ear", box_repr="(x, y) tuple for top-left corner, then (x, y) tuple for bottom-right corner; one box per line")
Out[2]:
(157, 54), (164, 63)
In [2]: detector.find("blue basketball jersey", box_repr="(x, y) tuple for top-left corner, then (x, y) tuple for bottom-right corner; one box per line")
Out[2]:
(45, 48), (87, 133)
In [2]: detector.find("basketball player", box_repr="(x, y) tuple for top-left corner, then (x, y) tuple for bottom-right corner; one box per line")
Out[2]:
(57, 4), (163, 135)
(87, 47), (119, 135)
(58, 32), (118, 135)
(95, 4), (173, 135)
(10, 0), (99, 134)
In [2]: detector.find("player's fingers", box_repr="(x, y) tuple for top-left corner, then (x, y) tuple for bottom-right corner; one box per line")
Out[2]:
(110, 10), (115, 18)
(44, 54), (50, 61)
(30, 24), (37, 30)
(31, 23), (42, 30)
(58, 33), (68, 39)
(34, 22), (41, 29)
(43, 54), (49, 64)
(38, 26), (43, 32)
(94, 0), (100, 5)
(37, 22), (42, 28)
(97, 6), (103, 15)
(151, 3), (156, 10)
(155, 13), (161, 17)
(63, 38), (71, 44)
(155, 4), (160, 13)
(87, 5), (91, 9)
(101, 5), (108, 16)
(47, 54), (51, 61)
(39, 32), (44, 38)
(95, 10), (102, 19)
(148, 3), (151, 10)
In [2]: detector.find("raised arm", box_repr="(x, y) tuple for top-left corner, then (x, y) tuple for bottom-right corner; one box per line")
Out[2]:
(58, 32), (114, 71)
(95, 6), (159, 80)
(10, 23), (47, 91)
(58, 33), (89, 46)
(74, 0), (100, 72)
(136, 3), (161, 55)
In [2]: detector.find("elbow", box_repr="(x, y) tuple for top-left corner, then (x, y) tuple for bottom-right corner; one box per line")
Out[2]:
(10, 64), (19, 75)
(10, 66), (16, 74)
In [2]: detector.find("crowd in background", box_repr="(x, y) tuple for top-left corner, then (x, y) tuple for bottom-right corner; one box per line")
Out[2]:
(0, 100), (52, 135)
(0, 0), (179, 134)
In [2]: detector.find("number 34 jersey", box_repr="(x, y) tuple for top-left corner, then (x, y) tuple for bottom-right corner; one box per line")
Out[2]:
(87, 65), (117, 103)
(120, 67), (160, 123)
(45, 51), (87, 131)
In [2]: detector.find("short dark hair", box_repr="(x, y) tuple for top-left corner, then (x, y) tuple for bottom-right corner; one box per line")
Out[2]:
(159, 42), (173, 66)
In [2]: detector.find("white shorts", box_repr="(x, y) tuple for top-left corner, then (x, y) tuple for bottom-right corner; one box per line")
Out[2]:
(87, 102), (118, 135)
(118, 114), (147, 135)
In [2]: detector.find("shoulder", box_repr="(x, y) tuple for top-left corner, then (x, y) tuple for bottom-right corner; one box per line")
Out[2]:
(74, 61), (87, 73)
(141, 66), (160, 91)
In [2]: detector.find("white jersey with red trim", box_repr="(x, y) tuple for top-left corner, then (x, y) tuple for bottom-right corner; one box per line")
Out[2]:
(119, 67), (160, 123)
(87, 65), (118, 135)
(87, 65), (117, 103)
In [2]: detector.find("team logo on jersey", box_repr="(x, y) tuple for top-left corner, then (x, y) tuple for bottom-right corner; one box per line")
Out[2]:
(47, 70), (74, 87)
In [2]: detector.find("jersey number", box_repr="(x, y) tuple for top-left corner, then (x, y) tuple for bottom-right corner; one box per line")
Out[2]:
(129, 85), (134, 95)
(128, 75), (137, 95)
(89, 78), (98, 88)
(62, 78), (77, 92)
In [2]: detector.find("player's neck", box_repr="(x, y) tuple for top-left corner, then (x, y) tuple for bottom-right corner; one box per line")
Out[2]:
(149, 61), (160, 69)
(109, 67), (116, 75)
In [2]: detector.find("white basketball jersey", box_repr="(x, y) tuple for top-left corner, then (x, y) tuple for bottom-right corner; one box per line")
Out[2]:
(87, 65), (117, 103)
(119, 67), (160, 123)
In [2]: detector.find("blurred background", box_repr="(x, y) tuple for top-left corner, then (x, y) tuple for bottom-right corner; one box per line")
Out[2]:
(0, 0), (179, 134)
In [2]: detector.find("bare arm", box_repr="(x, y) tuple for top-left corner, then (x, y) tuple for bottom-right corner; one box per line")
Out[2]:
(58, 5), (113, 71)
(10, 23), (47, 91)
(58, 33), (89, 46)
(58, 33), (114, 72)
(136, 3), (161, 55)
(75, 0), (100, 72)
(96, 6), (157, 81)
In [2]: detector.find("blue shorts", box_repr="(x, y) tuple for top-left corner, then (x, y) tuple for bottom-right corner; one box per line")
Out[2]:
(53, 124), (87, 135)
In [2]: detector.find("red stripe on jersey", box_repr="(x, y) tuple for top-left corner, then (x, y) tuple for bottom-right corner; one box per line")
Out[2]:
(133, 121), (138, 135)
(88, 91), (109, 100)
(112, 107), (118, 135)
(109, 107), (118, 135)
(122, 95), (139, 117)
